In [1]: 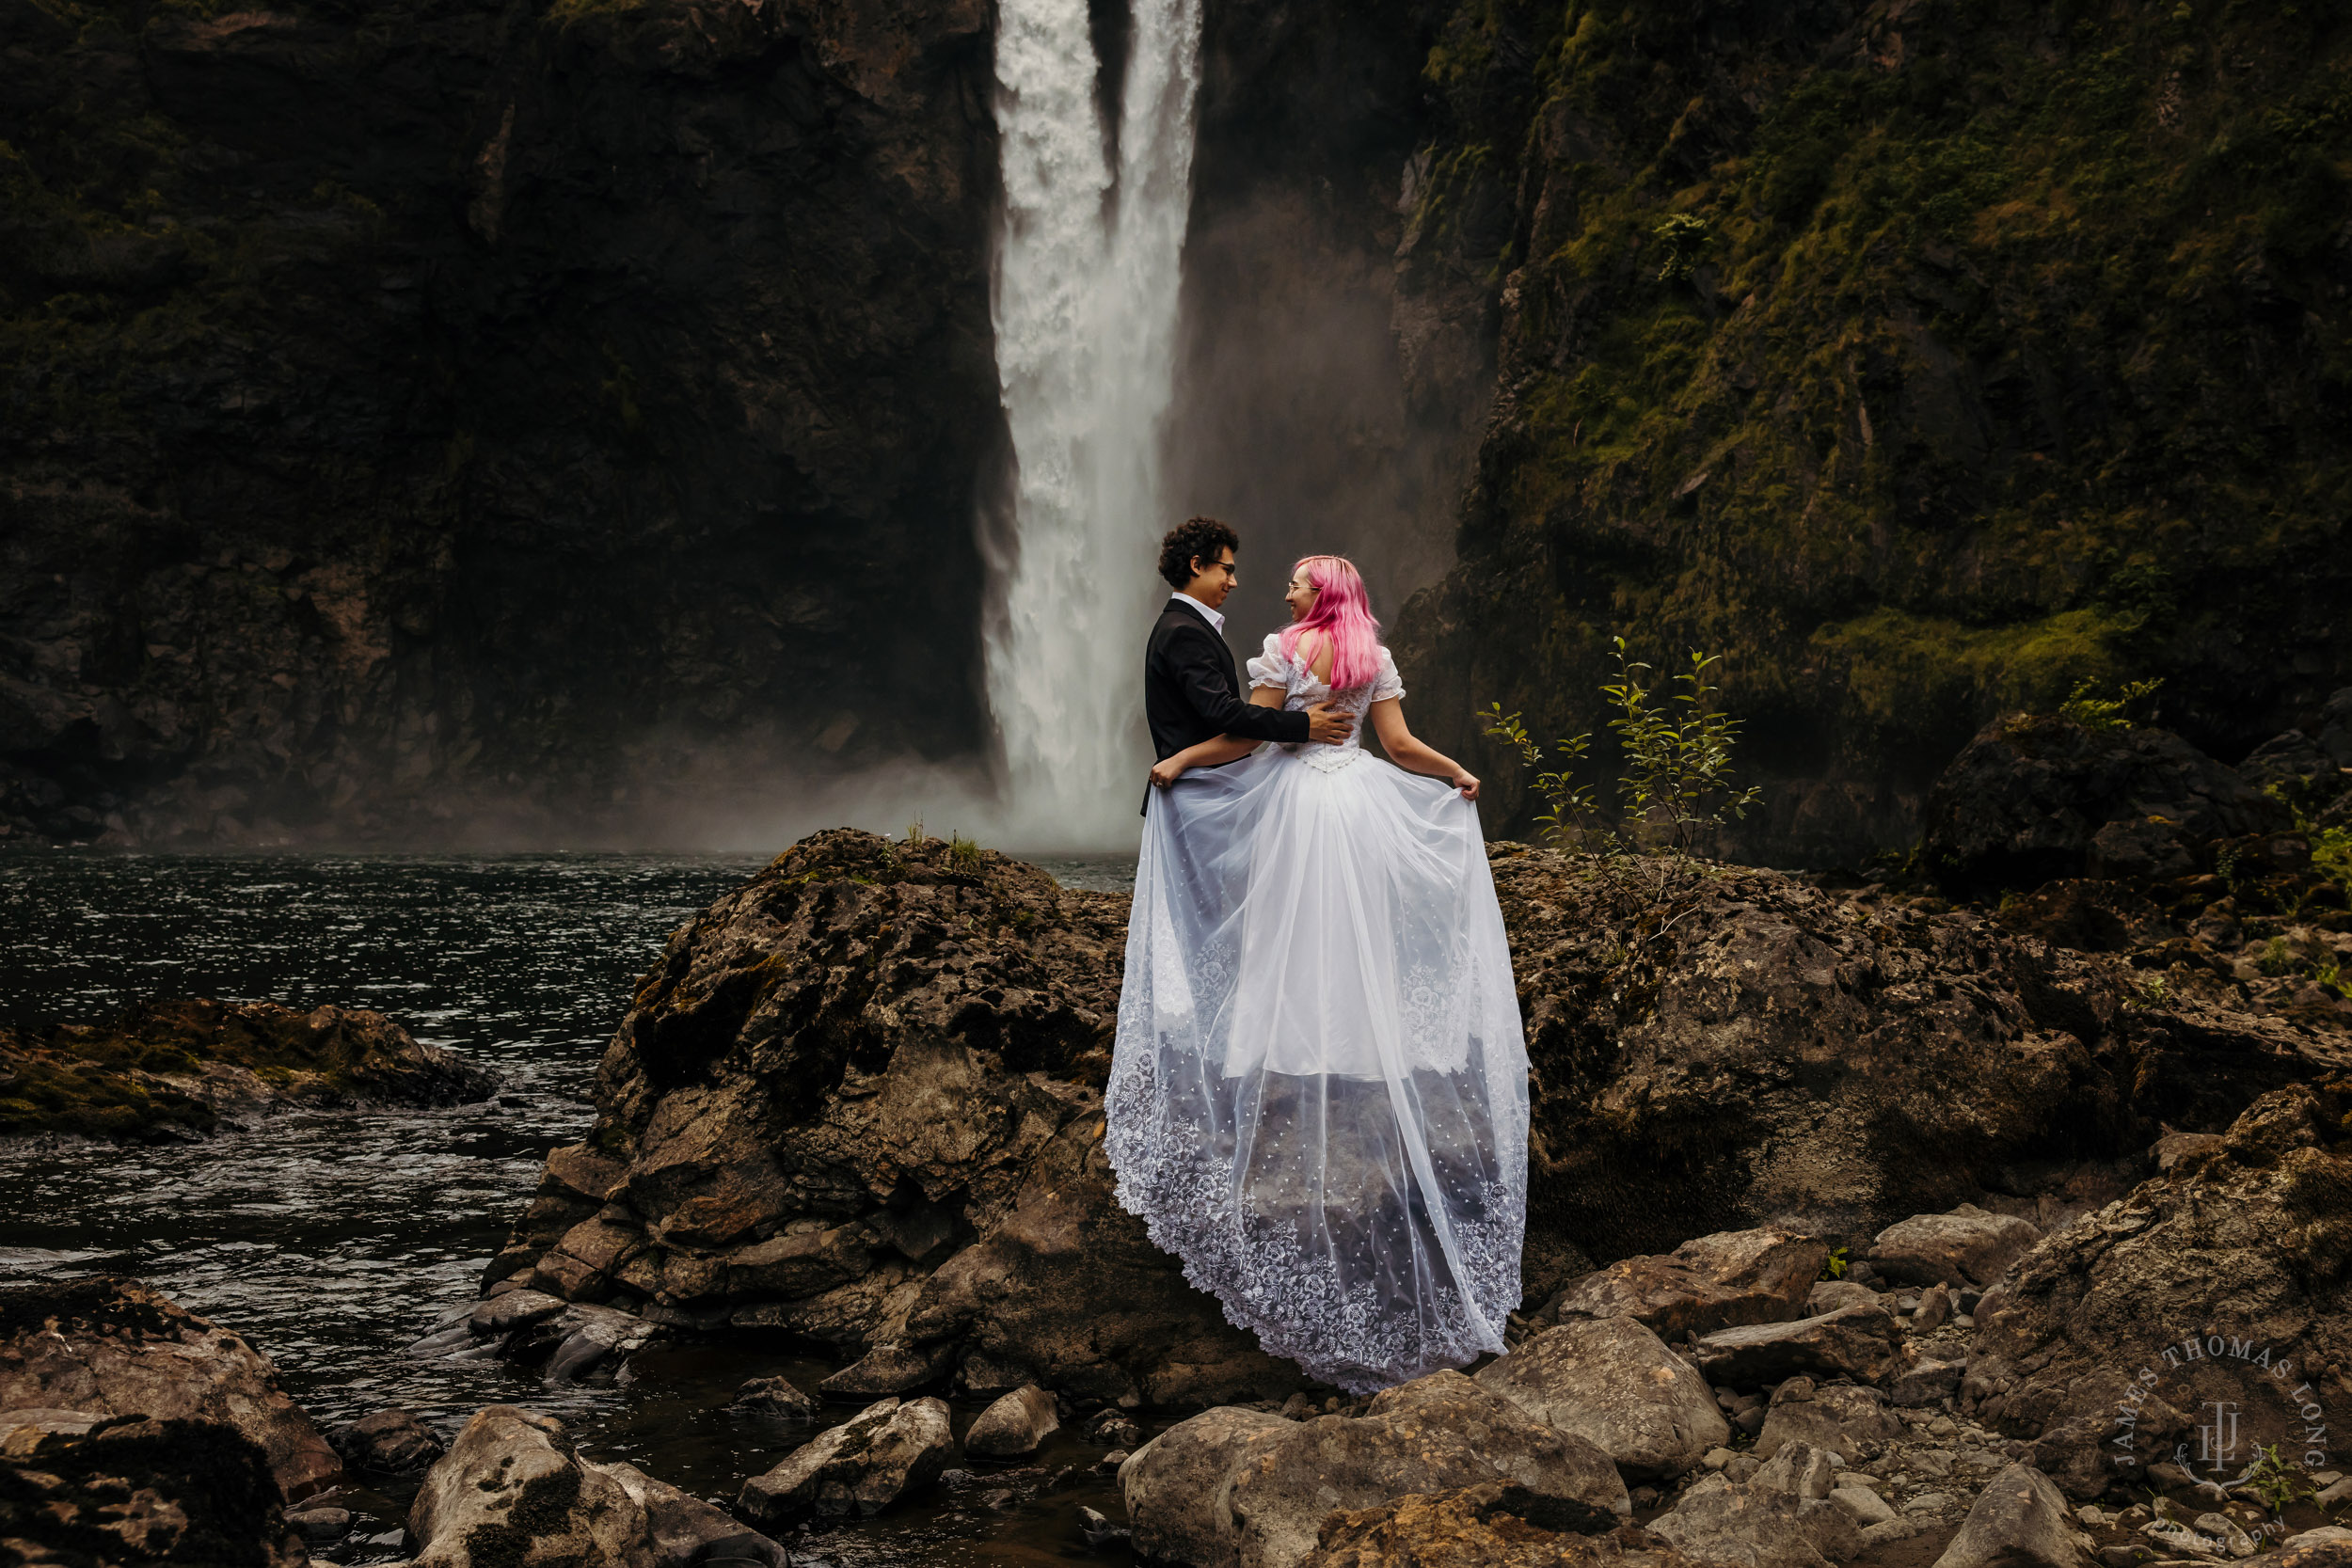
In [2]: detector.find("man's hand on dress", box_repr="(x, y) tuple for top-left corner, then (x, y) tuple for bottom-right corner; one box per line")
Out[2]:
(1306, 704), (1356, 745)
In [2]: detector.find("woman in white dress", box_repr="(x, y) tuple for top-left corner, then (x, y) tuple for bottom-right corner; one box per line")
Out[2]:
(1106, 554), (1529, 1393)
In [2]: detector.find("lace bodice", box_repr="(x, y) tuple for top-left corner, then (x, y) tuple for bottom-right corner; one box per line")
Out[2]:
(1247, 634), (1404, 767)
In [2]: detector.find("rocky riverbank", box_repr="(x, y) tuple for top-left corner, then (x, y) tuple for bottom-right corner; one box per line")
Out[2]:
(0, 997), (495, 1141)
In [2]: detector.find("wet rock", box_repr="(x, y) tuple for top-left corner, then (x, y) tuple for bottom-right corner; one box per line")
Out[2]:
(738, 1395), (954, 1523)
(1867, 1206), (2042, 1291)
(1123, 1370), (1629, 1568)
(819, 1338), (958, 1397)
(285, 1503), (353, 1544)
(601, 1458), (789, 1568)
(408, 1405), (651, 1568)
(1083, 1405), (1144, 1447)
(1541, 1228), (1829, 1339)
(729, 1375), (818, 1418)
(0, 1413), (305, 1565)
(1476, 1316), (1730, 1480)
(1920, 713), (2289, 899)
(328, 1407), (443, 1473)
(965, 1383), (1060, 1458)
(1690, 1304), (1904, 1387)
(1299, 1482), (1708, 1568)
(0, 997), (493, 1142)
(1649, 1439), (1863, 1567)
(1752, 1381), (1899, 1462)
(0, 1275), (340, 1501)
(1963, 1085), (2352, 1500)
(414, 1292), (660, 1382)
(1928, 1463), (2090, 1568)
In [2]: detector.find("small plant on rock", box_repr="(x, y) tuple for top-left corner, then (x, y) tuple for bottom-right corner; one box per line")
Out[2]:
(948, 833), (984, 876)
(2136, 973), (2171, 1007)
(2240, 1442), (2311, 1515)
(1820, 1245), (1850, 1281)
(1652, 212), (1713, 282)
(1478, 704), (1603, 847)
(2059, 675), (2164, 731)
(1603, 640), (1763, 853)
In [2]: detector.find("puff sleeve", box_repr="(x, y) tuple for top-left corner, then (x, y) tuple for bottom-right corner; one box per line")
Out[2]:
(1369, 645), (1405, 703)
(1246, 632), (1292, 692)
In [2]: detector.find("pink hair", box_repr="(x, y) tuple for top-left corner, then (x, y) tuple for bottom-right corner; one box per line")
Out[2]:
(1279, 555), (1383, 689)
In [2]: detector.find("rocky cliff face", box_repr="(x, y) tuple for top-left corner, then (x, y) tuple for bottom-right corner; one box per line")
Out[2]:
(0, 0), (1000, 844)
(1388, 0), (2352, 864)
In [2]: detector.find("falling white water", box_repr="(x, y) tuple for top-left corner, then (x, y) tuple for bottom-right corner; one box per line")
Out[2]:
(984, 0), (1205, 848)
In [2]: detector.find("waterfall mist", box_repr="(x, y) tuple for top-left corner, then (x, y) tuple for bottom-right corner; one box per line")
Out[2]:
(981, 0), (1206, 851)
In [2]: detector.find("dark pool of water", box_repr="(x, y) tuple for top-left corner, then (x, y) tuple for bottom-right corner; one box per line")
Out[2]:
(0, 849), (1140, 1564)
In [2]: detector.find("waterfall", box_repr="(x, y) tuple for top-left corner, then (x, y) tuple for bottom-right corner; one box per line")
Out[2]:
(984, 0), (1205, 847)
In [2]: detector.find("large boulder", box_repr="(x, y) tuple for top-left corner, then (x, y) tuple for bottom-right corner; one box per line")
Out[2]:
(1122, 1371), (1629, 1568)
(493, 831), (1292, 1406)
(1475, 1317), (1730, 1480)
(0, 997), (493, 1141)
(1299, 1482), (1709, 1568)
(737, 1396), (954, 1523)
(0, 1275), (340, 1501)
(407, 1405), (652, 1568)
(1919, 713), (2290, 899)
(1486, 846), (2330, 1287)
(1962, 1084), (2352, 1500)
(1541, 1229), (1828, 1340)
(0, 1413), (306, 1565)
(2238, 688), (2352, 821)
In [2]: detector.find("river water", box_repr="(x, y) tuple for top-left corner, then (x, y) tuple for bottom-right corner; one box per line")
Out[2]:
(0, 849), (1139, 1564)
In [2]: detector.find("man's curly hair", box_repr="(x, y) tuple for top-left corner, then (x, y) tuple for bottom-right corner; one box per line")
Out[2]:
(1159, 516), (1240, 591)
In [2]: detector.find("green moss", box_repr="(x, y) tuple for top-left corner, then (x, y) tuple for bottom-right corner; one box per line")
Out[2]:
(1408, 0), (2352, 823)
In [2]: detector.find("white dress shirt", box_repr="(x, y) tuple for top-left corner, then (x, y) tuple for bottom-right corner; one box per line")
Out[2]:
(1169, 591), (1226, 634)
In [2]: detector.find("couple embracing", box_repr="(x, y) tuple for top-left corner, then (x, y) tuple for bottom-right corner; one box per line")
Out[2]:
(1104, 516), (1530, 1395)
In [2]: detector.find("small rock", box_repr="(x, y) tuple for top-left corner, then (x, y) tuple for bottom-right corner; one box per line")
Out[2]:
(1833, 1485), (1896, 1526)
(966, 1384), (1060, 1459)
(1868, 1205), (2043, 1290)
(729, 1375), (818, 1418)
(284, 1506), (352, 1544)
(739, 1396), (955, 1523)
(1755, 1381), (1899, 1462)
(1907, 1492), (1954, 1514)
(1540, 1227), (1829, 1340)
(1691, 1303), (1904, 1386)
(1076, 1503), (1130, 1550)
(818, 1340), (957, 1397)
(1864, 1517), (1927, 1546)
(1651, 1450), (1863, 1568)
(1928, 1415), (1958, 1437)
(1912, 1283), (1955, 1334)
(2316, 1477), (2352, 1506)
(1808, 1279), (1880, 1316)
(1890, 1356), (1965, 1408)
(408, 1406), (648, 1563)
(1082, 1407), (1142, 1448)
(1702, 1447), (1737, 1471)
(328, 1408), (444, 1473)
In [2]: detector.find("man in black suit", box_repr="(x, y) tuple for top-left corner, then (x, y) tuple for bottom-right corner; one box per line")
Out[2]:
(1144, 517), (1353, 811)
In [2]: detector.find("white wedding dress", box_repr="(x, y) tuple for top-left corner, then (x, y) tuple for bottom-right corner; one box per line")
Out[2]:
(1106, 635), (1529, 1392)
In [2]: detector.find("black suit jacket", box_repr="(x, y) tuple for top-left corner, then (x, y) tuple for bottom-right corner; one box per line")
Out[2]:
(1145, 600), (1310, 793)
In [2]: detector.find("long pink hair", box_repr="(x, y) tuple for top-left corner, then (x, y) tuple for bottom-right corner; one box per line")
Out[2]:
(1279, 555), (1383, 689)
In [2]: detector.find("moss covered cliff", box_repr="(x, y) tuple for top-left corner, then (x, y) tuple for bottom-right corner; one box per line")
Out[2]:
(1390, 0), (2352, 864)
